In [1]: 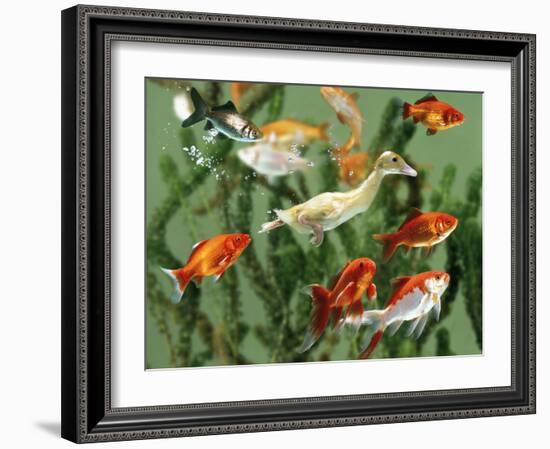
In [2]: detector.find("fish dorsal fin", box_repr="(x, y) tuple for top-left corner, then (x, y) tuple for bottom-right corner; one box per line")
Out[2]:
(390, 276), (411, 292)
(328, 260), (352, 290)
(187, 239), (208, 261)
(398, 208), (424, 231)
(212, 100), (238, 113)
(415, 93), (438, 104)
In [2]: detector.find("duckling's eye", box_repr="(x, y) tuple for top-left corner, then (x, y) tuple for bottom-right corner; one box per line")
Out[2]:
(392, 157), (398, 162)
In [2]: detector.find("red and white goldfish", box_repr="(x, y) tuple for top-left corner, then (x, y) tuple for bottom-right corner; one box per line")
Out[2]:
(230, 82), (255, 108)
(260, 119), (330, 146)
(320, 86), (364, 149)
(161, 233), (251, 304)
(344, 271), (450, 359)
(373, 208), (458, 262)
(403, 94), (464, 136)
(300, 258), (377, 352)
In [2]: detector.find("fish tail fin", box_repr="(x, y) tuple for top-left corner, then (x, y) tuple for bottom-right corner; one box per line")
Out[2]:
(258, 218), (284, 234)
(318, 122), (330, 142)
(372, 233), (399, 262)
(359, 329), (384, 359)
(358, 310), (386, 359)
(299, 285), (331, 352)
(403, 102), (413, 120)
(181, 88), (209, 128)
(160, 267), (191, 304)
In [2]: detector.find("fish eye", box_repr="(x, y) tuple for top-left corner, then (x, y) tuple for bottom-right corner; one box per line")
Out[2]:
(436, 275), (440, 280)
(392, 157), (398, 163)
(359, 262), (364, 268)
(236, 237), (241, 242)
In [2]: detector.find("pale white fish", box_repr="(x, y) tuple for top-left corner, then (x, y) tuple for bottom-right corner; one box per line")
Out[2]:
(173, 92), (194, 121)
(237, 142), (311, 179)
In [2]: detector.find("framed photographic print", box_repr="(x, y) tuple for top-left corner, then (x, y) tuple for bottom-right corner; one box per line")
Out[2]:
(61, 4), (536, 443)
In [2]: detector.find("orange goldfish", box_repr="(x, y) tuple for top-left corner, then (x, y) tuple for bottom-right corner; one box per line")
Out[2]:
(299, 258), (377, 352)
(320, 86), (364, 149)
(338, 152), (370, 187)
(160, 233), (251, 304)
(373, 208), (458, 262)
(260, 119), (329, 146)
(403, 94), (464, 136)
(230, 82), (254, 108)
(346, 271), (450, 359)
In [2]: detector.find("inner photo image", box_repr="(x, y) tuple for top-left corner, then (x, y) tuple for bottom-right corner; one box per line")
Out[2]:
(145, 78), (482, 369)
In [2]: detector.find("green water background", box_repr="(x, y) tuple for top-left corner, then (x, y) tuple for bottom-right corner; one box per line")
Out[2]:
(145, 79), (482, 368)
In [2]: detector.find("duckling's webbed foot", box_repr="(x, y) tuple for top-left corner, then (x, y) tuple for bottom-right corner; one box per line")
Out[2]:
(298, 213), (324, 246)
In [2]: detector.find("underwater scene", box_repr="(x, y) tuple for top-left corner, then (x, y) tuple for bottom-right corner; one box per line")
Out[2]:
(145, 78), (482, 369)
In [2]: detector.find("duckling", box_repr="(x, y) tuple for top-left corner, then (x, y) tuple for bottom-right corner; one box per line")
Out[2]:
(259, 151), (417, 246)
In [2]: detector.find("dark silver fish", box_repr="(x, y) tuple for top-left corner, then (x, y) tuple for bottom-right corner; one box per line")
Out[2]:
(181, 88), (263, 142)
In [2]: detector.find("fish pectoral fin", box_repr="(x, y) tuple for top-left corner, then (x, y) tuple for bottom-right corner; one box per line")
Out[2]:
(387, 320), (403, 337)
(366, 283), (377, 301)
(433, 296), (441, 321)
(405, 316), (422, 337)
(414, 315), (429, 339)
(219, 255), (232, 268)
(334, 282), (356, 306)
(426, 128), (438, 136)
(211, 100), (239, 113)
(213, 271), (225, 283)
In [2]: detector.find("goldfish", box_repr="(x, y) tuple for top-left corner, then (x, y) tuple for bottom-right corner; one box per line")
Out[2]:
(181, 88), (263, 142)
(338, 152), (370, 187)
(237, 139), (312, 182)
(320, 86), (364, 149)
(230, 82), (254, 108)
(259, 151), (417, 246)
(403, 94), (464, 136)
(160, 233), (251, 304)
(373, 208), (458, 262)
(260, 119), (329, 146)
(343, 271), (450, 359)
(300, 258), (378, 352)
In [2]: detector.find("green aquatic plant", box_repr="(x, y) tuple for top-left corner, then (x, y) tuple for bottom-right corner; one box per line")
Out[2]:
(146, 81), (482, 367)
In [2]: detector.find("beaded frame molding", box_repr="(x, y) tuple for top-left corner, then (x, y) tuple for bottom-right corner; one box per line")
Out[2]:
(61, 4), (536, 443)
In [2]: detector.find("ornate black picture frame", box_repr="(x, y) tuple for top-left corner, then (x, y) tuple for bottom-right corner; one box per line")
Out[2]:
(61, 4), (536, 443)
